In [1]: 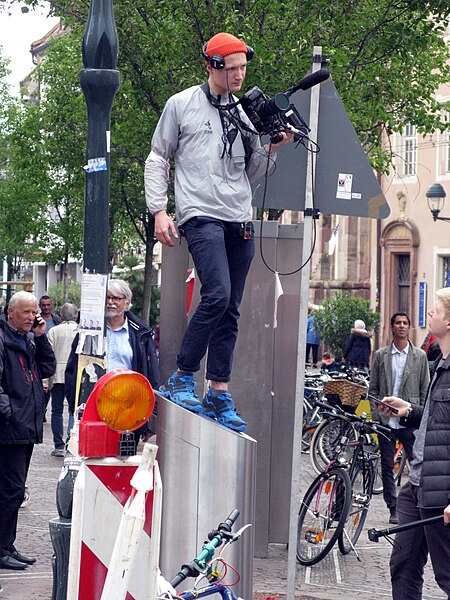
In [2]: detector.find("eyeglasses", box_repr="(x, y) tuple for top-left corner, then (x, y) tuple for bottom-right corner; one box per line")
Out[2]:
(106, 295), (126, 303)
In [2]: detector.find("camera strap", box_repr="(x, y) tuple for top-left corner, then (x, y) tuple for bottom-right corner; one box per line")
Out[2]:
(200, 82), (254, 166)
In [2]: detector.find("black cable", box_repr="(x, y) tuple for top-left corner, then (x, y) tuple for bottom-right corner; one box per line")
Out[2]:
(257, 130), (318, 277)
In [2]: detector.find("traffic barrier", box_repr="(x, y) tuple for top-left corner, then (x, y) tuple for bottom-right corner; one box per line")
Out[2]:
(67, 444), (162, 600)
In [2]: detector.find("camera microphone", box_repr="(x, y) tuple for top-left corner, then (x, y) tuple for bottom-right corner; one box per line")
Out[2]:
(285, 68), (330, 97)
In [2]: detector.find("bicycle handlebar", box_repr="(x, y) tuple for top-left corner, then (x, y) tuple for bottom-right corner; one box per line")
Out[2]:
(313, 400), (391, 437)
(170, 509), (240, 589)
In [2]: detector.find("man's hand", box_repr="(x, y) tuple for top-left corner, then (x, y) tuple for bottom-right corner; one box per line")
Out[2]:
(444, 504), (450, 525)
(379, 396), (411, 418)
(32, 315), (46, 337)
(154, 210), (178, 247)
(265, 131), (294, 153)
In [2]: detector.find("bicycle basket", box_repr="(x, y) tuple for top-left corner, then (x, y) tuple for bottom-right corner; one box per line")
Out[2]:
(323, 379), (366, 410)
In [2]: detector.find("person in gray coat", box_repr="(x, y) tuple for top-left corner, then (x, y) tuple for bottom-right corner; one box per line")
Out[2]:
(369, 311), (429, 523)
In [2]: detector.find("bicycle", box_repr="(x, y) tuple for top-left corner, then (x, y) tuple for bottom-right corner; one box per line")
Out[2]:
(309, 373), (369, 474)
(297, 402), (391, 566)
(159, 509), (249, 599)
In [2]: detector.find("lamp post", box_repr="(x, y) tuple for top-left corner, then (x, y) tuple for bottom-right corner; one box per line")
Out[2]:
(426, 183), (449, 222)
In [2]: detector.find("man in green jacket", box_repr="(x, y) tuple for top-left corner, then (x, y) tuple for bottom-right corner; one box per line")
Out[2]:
(369, 311), (429, 524)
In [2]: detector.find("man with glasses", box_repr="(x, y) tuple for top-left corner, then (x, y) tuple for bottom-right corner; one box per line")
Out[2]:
(144, 32), (292, 431)
(65, 280), (159, 434)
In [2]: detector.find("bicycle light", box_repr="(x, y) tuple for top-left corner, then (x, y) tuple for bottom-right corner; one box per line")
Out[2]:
(79, 369), (155, 457)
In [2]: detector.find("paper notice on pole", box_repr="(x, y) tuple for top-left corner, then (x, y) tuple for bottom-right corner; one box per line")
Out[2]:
(77, 273), (107, 356)
(336, 173), (353, 199)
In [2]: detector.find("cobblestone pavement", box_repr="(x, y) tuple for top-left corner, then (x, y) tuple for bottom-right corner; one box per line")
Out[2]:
(1, 421), (445, 600)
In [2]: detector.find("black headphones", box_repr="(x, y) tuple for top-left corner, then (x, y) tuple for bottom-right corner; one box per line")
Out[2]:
(201, 42), (254, 70)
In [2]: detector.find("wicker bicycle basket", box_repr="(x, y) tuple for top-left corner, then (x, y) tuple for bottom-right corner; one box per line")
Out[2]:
(323, 379), (366, 408)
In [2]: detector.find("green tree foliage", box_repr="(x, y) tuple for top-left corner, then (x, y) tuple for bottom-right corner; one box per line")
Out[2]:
(1, 0), (449, 290)
(46, 281), (81, 313)
(313, 292), (379, 358)
(43, 0), (450, 173)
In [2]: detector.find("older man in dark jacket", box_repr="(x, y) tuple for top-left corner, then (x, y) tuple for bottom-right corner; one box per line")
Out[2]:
(381, 287), (450, 600)
(0, 291), (56, 571)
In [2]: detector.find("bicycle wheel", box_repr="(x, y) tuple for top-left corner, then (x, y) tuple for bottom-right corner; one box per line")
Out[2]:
(371, 447), (383, 495)
(302, 402), (323, 452)
(297, 468), (352, 566)
(338, 460), (374, 554)
(310, 417), (356, 475)
(393, 448), (408, 484)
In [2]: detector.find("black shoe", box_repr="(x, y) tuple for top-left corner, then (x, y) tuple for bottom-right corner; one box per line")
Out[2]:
(389, 507), (399, 524)
(0, 555), (28, 570)
(10, 550), (36, 565)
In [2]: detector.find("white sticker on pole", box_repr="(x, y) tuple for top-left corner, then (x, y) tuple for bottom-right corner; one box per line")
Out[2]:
(336, 173), (353, 199)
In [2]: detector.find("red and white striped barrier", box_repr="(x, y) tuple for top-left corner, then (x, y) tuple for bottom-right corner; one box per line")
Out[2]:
(67, 444), (162, 600)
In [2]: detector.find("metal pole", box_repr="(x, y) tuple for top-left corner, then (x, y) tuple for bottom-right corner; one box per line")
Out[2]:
(286, 46), (323, 599)
(80, 0), (120, 274)
(50, 2), (120, 597)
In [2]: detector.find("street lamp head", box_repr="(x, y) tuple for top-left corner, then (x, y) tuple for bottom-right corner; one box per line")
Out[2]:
(426, 183), (447, 221)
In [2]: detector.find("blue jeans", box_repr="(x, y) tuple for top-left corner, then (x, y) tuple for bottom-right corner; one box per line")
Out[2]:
(51, 383), (74, 450)
(177, 217), (255, 382)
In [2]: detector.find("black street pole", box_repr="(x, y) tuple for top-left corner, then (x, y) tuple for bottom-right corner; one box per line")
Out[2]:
(49, 3), (120, 599)
(80, 0), (120, 274)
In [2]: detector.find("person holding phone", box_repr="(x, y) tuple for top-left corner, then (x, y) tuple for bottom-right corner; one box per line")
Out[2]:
(379, 288), (450, 600)
(368, 311), (429, 524)
(0, 291), (56, 570)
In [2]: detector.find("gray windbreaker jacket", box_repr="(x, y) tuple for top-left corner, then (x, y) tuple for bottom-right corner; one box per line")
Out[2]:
(144, 84), (276, 225)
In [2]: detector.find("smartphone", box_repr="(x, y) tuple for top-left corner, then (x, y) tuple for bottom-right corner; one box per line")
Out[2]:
(373, 397), (399, 415)
(33, 317), (40, 328)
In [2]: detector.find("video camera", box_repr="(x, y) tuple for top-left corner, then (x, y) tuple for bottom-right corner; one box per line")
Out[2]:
(240, 68), (330, 143)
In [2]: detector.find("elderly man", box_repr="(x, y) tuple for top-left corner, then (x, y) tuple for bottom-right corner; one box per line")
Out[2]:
(65, 279), (159, 436)
(47, 303), (79, 457)
(0, 291), (56, 570)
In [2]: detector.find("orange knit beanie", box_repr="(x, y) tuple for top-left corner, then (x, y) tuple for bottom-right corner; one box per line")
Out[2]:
(205, 32), (247, 59)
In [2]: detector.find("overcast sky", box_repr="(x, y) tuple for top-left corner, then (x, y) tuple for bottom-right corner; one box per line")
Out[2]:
(0, 3), (59, 95)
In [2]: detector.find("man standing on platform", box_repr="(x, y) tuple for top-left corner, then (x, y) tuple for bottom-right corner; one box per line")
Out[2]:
(144, 32), (292, 431)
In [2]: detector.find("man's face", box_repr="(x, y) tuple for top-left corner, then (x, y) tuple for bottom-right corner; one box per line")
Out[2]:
(8, 299), (38, 334)
(391, 315), (410, 342)
(428, 300), (450, 340)
(105, 291), (128, 321)
(39, 298), (53, 316)
(208, 52), (247, 96)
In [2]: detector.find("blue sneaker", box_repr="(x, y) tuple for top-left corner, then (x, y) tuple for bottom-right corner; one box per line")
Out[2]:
(160, 371), (203, 413)
(202, 389), (247, 432)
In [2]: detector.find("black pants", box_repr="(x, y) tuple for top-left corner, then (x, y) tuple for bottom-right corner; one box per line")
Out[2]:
(306, 343), (319, 365)
(378, 426), (415, 509)
(178, 218), (255, 382)
(391, 482), (450, 599)
(0, 443), (34, 555)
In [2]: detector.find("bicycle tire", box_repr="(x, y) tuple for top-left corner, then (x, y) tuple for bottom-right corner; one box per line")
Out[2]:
(310, 417), (357, 475)
(372, 447), (383, 495)
(297, 467), (352, 566)
(338, 460), (374, 554)
(302, 402), (323, 452)
(393, 448), (408, 484)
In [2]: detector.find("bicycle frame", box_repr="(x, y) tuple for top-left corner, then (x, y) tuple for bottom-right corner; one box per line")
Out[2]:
(180, 584), (240, 599)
